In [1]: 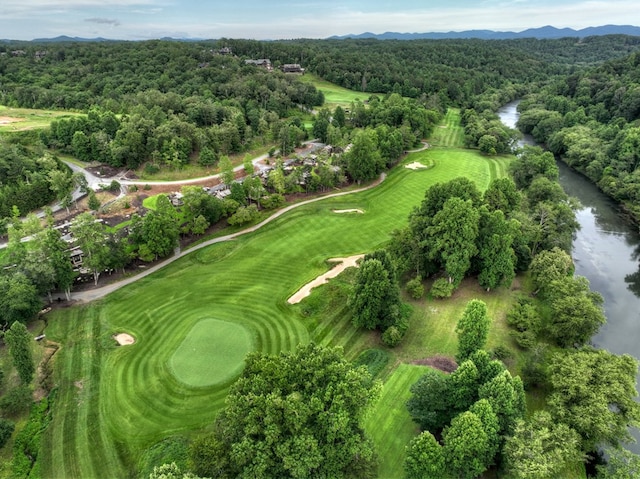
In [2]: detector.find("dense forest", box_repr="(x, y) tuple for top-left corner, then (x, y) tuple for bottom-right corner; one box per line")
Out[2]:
(515, 50), (640, 218)
(1, 34), (640, 478)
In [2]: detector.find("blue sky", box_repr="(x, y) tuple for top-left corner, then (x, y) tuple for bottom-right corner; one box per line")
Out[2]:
(1, 0), (639, 40)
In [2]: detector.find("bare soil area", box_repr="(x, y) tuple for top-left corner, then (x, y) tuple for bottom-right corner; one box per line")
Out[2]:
(412, 355), (458, 373)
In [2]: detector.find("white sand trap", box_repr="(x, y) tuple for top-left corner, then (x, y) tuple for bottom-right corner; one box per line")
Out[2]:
(333, 208), (364, 214)
(114, 333), (135, 345)
(288, 254), (365, 304)
(405, 161), (427, 170)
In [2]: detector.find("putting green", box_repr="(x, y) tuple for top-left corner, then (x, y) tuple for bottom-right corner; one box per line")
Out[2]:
(168, 319), (253, 387)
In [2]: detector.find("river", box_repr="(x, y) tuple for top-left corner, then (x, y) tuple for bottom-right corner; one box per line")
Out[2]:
(498, 101), (640, 453)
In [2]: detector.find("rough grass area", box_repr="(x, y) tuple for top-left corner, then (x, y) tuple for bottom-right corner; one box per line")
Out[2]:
(40, 109), (515, 478)
(0, 105), (83, 132)
(169, 319), (253, 387)
(299, 73), (374, 108)
(365, 364), (429, 478)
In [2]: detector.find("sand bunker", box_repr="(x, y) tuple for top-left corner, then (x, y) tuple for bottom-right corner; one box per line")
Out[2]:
(405, 161), (428, 170)
(288, 254), (365, 304)
(332, 208), (364, 214)
(114, 333), (135, 346)
(0, 116), (23, 125)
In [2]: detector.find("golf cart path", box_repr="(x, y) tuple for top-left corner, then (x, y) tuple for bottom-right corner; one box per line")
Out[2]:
(70, 173), (386, 303)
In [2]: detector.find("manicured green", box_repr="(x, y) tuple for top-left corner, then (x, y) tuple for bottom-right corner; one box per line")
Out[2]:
(169, 319), (253, 387)
(0, 105), (83, 132)
(39, 111), (514, 478)
(430, 109), (466, 148)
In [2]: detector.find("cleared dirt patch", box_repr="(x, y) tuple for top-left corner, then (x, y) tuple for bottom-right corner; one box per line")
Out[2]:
(332, 208), (364, 214)
(114, 333), (135, 346)
(0, 116), (23, 125)
(412, 355), (457, 373)
(288, 254), (364, 304)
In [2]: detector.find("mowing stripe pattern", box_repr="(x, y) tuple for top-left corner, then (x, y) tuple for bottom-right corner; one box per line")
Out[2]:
(41, 112), (513, 478)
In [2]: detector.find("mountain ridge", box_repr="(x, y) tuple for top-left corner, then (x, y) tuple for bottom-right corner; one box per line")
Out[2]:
(327, 24), (640, 40)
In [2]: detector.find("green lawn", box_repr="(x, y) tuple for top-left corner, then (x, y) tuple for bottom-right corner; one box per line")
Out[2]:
(365, 364), (428, 478)
(0, 105), (84, 132)
(39, 113), (515, 478)
(430, 108), (466, 148)
(299, 73), (375, 108)
(168, 319), (253, 387)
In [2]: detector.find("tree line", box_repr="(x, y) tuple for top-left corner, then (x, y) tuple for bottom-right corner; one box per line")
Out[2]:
(515, 50), (640, 219)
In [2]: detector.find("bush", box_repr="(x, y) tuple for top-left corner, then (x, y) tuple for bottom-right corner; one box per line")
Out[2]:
(103, 179), (120, 192)
(430, 278), (454, 299)
(138, 436), (190, 478)
(406, 276), (424, 300)
(144, 163), (160, 175)
(0, 418), (15, 449)
(261, 194), (285, 210)
(227, 204), (260, 225)
(12, 396), (53, 478)
(144, 184), (152, 190)
(0, 386), (32, 416)
(492, 345), (513, 361)
(128, 184), (138, 193)
(382, 326), (403, 347)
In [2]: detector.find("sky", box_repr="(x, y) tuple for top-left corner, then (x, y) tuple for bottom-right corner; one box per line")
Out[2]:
(1, 0), (639, 41)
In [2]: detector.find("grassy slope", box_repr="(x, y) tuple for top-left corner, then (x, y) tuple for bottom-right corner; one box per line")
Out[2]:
(298, 73), (373, 108)
(0, 105), (83, 132)
(40, 110), (514, 478)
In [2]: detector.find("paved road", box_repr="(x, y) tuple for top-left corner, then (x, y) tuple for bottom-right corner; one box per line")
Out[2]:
(68, 172), (386, 303)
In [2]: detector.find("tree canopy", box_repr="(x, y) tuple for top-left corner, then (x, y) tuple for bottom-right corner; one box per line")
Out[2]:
(190, 343), (381, 479)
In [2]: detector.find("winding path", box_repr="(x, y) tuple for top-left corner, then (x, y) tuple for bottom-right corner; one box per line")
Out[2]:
(69, 173), (387, 303)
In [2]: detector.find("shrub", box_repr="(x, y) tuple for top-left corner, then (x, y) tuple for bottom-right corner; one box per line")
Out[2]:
(406, 276), (424, 299)
(108, 180), (121, 192)
(227, 204), (260, 225)
(492, 345), (513, 361)
(382, 326), (404, 347)
(0, 385), (32, 416)
(261, 194), (285, 210)
(0, 418), (15, 449)
(128, 184), (138, 193)
(144, 163), (160, 175)
(430, 278), (454, 299)
(138, 436), (190, 478)
(144, 184), (152, 191)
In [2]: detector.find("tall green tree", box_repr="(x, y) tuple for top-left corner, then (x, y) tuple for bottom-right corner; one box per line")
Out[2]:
(426, 197), (479, 285)
(545, 275), (606, 348)
(4, 321), (35, 384)
(406, 369), (453, 433)
(477, 208), (516, 291)
(345, 129), (383, 183)
(70, 212), (110, 285)
(503, 411), (583, 479)
(455, 300), (491, 363)
(403, 431), (445, 479)
(443, 411), (490, 479)
(478, 370), (526, 436)
(349, 257), (401, 331)
(191, 343), (380, 479)
(547, 348), (640, 451)
(0, 273), (42, 327)
(219, 155), (234, 186)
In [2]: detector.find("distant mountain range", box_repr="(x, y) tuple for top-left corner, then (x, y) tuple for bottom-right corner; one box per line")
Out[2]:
(328, 25), (640, 41)
(2, 25), (640, 44)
